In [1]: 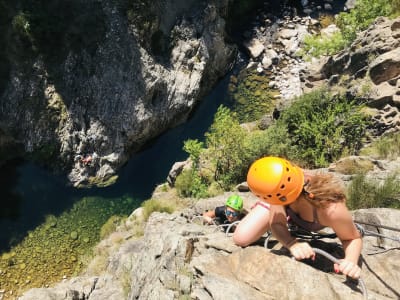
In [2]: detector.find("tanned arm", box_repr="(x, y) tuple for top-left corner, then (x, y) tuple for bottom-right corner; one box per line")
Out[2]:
(321, 202), (362, 279)
(270, 204), (316, 260)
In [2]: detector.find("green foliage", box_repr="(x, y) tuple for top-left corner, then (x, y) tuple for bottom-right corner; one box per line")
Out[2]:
(336, 0), (393, 43)
(183, 139), (204, 167)
(141, 198), (174, 221)
(301, 31), (346, 59)
(268, 89), (369, 167)
(178, 89), (370, 193)
(247, 123), (291, 158)
(347, 173), (400, 209)
(303, 0), (400, 58)
(360, 132), (400, 160)
(175, 169), (208, 198)
(228, 70), (276, 123)
(205, 106), (250, 189)
(178, 140), (209, 198)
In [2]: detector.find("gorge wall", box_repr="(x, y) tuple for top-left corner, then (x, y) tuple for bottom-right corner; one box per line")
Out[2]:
(0, 0), (236, 187)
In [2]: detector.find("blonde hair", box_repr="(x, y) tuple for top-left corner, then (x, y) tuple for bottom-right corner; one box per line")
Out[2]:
(303, 172), (346, 208)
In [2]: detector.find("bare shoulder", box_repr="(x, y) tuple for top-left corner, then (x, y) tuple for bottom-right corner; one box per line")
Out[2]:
(318, 202), (352, 225)
(320, 202), (360, 240)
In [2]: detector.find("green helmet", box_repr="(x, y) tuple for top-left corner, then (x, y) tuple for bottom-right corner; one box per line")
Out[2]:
(226, 195), (243, 211)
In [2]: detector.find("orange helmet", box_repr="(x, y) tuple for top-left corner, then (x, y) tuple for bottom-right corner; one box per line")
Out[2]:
(247, 156), (304, 205)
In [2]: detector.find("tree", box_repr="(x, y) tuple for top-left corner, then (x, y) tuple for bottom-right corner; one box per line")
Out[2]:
(205, 105), (248, 189)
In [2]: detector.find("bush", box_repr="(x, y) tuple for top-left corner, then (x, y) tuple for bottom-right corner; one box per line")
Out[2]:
(183, 139), (203, 167)
(347, 173), (400, 209)
(301, 31), (346, 59)
(246, 124), (291, 159)
(179, 89), (370, 193)
(175, 169), (208, 198)
(336, 0), (393, 43)
(205, 106), (251, 189)
(274, 88), (369, 167)
(302, 0), (400, 58)
(12, 13), (31, 40)
(180, 105), (273, 194)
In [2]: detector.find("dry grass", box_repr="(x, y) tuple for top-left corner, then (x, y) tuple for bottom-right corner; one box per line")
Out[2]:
(331, 157), (374, 175)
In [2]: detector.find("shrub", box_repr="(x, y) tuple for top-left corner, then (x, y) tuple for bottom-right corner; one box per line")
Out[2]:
(347, 173), (400, 209)
(336, 0), (393, 43)
(301, 31), (346, 59)
(179, 89), (370, 194)
(12, 13), (31, 40)
(302, 0), (400, 58)
(180, 105), (274, 194)
(275, 88), (369, 167)
(205, 106), (251, 189)
(246, 124), (291, 159)
(175, 169), (208, 199)
(183, 139), (203, 167)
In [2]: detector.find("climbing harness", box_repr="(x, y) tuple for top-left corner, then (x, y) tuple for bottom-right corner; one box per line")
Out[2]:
(264, 220), (400, 248)
(263, 224), (337, 249)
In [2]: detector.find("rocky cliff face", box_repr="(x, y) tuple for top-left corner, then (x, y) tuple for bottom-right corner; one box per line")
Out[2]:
(0, 0), (235, 186)
(15, 159), (400, 300)
(303, 16), (400, 140)
(18, 191), (400, 300)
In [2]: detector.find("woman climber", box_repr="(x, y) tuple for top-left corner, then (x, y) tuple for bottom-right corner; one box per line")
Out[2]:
(233, 156), (362, 279)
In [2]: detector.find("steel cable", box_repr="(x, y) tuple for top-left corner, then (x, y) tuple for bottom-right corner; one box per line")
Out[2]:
(312, 248), (368, 300)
